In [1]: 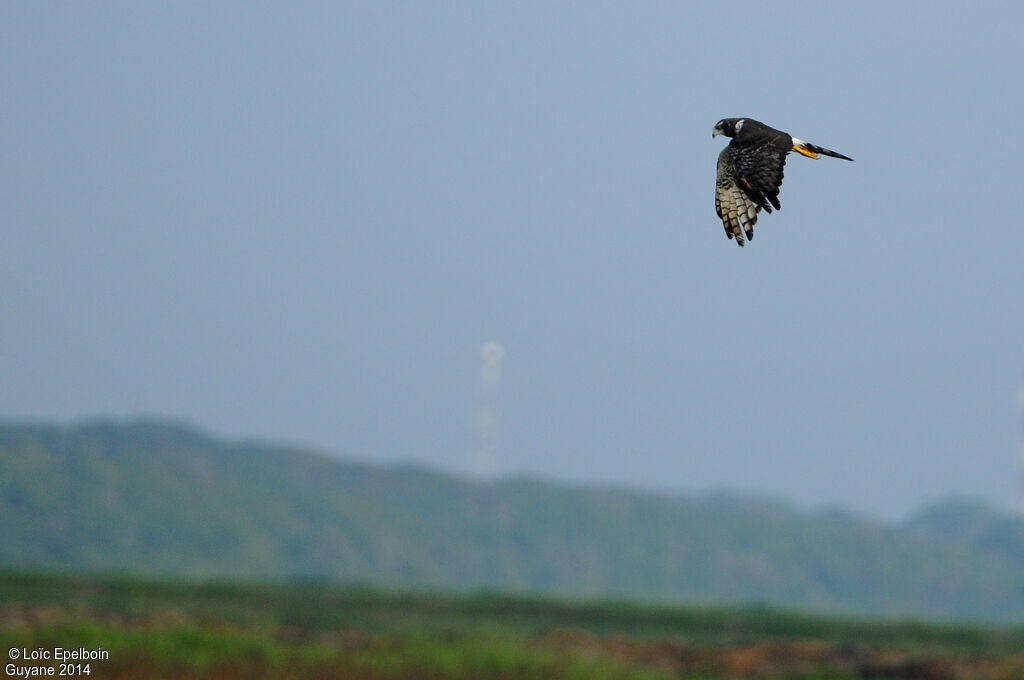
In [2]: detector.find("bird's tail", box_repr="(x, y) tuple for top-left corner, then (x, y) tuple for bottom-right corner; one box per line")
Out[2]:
(792, 138), (854, 161)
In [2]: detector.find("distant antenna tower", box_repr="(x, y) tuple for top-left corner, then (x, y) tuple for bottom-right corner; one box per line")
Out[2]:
(471, 341), (504, 480)
(1018, 374), (1024, 515)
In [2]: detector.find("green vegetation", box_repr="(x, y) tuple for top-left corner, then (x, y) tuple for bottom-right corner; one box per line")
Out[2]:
(2, 419), (1024, 621)
(3, 571), (1024, 679)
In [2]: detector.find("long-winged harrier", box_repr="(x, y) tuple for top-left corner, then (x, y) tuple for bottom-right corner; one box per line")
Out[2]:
(713, 118), (852, 246)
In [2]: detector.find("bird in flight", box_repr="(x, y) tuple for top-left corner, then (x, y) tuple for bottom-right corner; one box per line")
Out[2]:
(712, 118), (852, 246)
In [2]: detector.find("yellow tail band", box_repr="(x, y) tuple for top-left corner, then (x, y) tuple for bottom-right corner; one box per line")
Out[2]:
(793, 145), (819, 159)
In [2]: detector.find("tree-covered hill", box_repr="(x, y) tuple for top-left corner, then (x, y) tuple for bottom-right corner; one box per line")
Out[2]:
(1, 419), (1022, 621)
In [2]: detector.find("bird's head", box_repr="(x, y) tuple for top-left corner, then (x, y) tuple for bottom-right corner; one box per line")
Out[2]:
(712, 118), (743, 138)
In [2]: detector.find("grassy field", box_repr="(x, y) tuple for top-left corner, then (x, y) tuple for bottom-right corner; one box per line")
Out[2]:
(2, 571), (1023, 679)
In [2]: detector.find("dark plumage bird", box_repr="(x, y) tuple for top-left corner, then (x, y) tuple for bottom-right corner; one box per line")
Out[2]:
(712, 118), (852, 246)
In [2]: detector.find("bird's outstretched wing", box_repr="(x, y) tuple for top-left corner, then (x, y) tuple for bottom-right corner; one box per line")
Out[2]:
(715, 136), (790, 246)
(715, 147), (762, 246)
(730, 136), (789, 213)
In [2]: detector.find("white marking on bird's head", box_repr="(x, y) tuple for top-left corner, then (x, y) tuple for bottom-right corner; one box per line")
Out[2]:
(712, 118), (743, 138)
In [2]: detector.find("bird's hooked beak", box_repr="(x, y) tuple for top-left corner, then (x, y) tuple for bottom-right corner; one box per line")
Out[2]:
(712, 127), (723, 138)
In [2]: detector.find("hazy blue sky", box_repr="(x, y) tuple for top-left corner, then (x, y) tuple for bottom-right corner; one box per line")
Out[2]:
(3, 3), (1023, 520)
